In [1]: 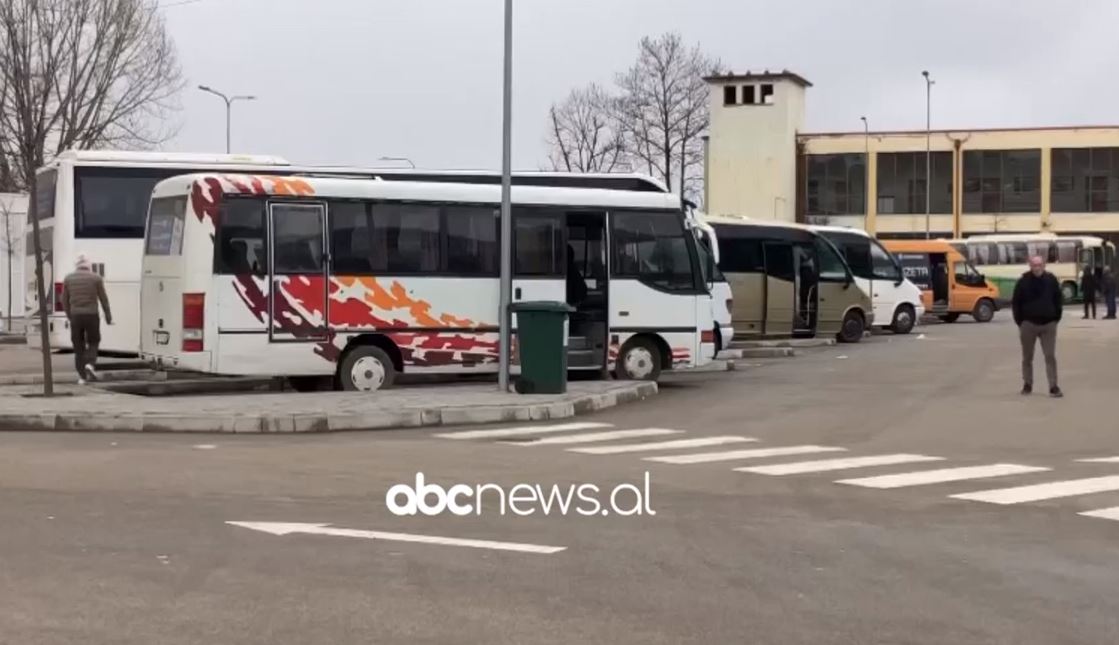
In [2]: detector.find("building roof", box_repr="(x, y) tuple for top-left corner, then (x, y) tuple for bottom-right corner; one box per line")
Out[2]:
(800, 124), (1119, 139)
(704, 70), (812, 88)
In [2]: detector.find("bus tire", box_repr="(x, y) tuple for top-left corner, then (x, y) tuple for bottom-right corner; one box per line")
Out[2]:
(1061, 281), (1077, 303)
(939, 313), (960, 323)
(890, 304), (916, 335)
(614, 337), (662, 382)
(338, 345), (396, 392)
(972, 298), (996, 323)
(837, 310), (866, 343)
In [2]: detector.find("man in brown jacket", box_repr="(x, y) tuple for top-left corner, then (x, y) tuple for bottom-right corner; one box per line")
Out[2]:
(61, 254), (113, 383)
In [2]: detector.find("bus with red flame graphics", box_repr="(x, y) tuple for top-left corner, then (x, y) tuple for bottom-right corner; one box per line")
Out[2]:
(139, 173), (717, 391)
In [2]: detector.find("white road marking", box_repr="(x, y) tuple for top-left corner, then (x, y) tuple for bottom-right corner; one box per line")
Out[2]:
(509, 428), (681, 446)
(434, 421), (612, 440)
(837, 464), (1050, 489)
(736, 454), (943, 476)
(951, 475), (1119, 505)
(645, 445), (847, 465)
(227, 522), (565, 555)
(1079, 507), (1119, 521)
(568, 435), (755, 455)
(193, 444), (218, 450)
(1076, 457), (1119, 463)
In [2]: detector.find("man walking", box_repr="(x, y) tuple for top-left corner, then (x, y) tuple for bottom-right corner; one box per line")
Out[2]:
(1012, 255), (1063, 398)
(1080, 265), (1097, 319)
(61, 254), (112, 384)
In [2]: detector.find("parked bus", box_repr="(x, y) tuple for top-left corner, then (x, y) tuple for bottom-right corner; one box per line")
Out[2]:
(139, 174), (717, 390)
(707, 216), (872, 343)
(27, 149), (724, 354)
(811, 226), (925, 334)
(950, 233), (1117, 303)
(881, 240), (1000, 323)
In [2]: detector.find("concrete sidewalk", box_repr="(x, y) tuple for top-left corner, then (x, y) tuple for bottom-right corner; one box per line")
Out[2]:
(0, 379), (657, 433)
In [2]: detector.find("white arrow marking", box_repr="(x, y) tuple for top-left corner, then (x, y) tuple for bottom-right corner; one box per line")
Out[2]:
(226, 522), (566, 555)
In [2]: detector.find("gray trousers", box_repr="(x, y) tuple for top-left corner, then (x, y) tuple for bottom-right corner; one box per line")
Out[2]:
(1019, 321), (1058, 389)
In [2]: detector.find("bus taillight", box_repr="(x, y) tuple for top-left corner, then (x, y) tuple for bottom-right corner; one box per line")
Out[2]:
(53, 282), (64, 313)
(701, 329), (715, 343)
(182, 293), (205, 352)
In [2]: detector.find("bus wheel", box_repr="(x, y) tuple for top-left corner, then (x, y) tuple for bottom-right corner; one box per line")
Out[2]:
(614, 338), (662, 382)
(972, 298), (996, 323)
(837, 311), (865, 343)
(890, 305), (916, 335)
(339, 345), (396, 392)
(1061, 281), (1077, 303)
(939, 313), (960, 323)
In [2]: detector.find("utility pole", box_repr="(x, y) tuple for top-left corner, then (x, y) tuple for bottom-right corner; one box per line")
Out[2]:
(497, 0), (514, 392)
(198, 85), (256, 153)
(922, 71), (933, 239)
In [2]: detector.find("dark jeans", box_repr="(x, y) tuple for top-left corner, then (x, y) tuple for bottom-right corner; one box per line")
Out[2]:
(1084, 293), (1097, 319)
(1107, 291), (1117, 318)
(69, 314), (101, 378)
(1019, 321), (1058, 390)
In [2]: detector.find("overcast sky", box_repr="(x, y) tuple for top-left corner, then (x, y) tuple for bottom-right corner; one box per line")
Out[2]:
(162, 0), (1119, 170)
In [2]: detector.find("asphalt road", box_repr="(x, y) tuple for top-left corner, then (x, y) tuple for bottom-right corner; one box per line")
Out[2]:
(2, 313), (1118, 644)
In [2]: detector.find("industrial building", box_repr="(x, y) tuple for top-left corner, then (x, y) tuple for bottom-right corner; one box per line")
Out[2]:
(704, 70), (1119, 246)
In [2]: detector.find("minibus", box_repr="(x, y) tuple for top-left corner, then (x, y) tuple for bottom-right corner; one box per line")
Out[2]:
(811, 226), (925, 334)
(708, 216), (872, 343)
(881, 240), (1000, 323)
(951, 233), (1116, 302)
(140, 173), (717, 390)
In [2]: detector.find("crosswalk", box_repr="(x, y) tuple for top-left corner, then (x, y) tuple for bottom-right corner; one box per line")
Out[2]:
(434, 422), (1119, 526)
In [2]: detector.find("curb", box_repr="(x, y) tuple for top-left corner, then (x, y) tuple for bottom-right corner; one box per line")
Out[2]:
(729, 338), (835, 349)
(0, 335), (25, 345)
(0, 381), (659, 434)
(719, 348), (795, 359)
(0, 369), (165, 387)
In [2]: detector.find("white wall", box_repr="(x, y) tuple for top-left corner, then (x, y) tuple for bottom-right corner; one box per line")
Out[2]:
(0, 193), (28, 332)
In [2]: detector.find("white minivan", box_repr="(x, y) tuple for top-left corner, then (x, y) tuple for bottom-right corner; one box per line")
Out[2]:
(812, 226), (924, 334)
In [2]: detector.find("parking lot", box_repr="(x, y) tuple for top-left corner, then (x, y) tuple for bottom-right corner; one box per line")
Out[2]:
(2, 314), (1118, 644)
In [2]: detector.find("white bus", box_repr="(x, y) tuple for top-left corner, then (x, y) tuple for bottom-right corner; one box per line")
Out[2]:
(25, 151), (292, 354)
(27, 150), (731, 355)
(139, 173), (717, 390)
(811, 225), (925, 334)
(950, 233), (1116, 302)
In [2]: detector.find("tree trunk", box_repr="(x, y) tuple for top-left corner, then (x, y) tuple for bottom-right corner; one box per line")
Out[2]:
(27, 173), (54, 396)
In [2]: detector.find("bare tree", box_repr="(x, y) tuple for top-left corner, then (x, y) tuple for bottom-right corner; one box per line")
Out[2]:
(0, 198), (16, 332)
(614, 33), (720, 200)
(546, 84), (627, 174)
(0, 0), (183, 395)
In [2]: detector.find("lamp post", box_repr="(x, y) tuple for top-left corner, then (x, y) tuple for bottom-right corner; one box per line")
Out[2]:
(198, 85), (256, 153)
(378, 156), (416, 168)
(921, 71), (933, 239)
(497, 0), (514, 392)
(860, 116), (869, 231)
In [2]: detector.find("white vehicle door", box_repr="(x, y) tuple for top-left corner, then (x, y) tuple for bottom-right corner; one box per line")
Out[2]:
(868, 238), (906, 324)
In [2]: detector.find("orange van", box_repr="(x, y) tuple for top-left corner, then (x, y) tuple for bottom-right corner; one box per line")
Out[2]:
(881, 240), (1002, 323)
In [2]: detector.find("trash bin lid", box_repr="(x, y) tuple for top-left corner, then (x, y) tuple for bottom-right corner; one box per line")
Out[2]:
(509, 300), (575, 313)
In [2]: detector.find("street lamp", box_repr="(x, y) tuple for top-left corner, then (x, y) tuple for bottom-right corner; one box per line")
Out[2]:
(921, 71), (934, 239)
(198, 85), (256, 153)
(860, 116), (869, 231)
(497, 0), (514, 392)
(378, 156), (416, 169)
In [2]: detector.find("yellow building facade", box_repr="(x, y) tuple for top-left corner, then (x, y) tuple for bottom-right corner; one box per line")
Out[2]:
(705, 71), (1119, 245)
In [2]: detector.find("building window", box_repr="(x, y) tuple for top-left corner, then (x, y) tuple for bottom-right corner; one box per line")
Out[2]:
(962, 149), (1041, 213)
(876, 151), (952, 214)
(760, 84), (774, 104)
(805, 153), (866, 216)
(723, 85), (737, 106)
(742, 85), (756, 105)
(1051, 147), (1119, 212)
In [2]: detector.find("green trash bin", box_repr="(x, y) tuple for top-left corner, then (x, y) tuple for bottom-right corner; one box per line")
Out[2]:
(510, 301), (574, 394)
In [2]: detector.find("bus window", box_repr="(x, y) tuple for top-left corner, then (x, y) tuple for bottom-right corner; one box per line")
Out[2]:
(1056, 240), (1080, 263)
(815, 239), (849, 282)
(953, 261), (983, 287)
(376, 203), (441, 273)
(271, 204), (325, 274)
(445, 206), (498, 276)
(34, 169), (57, 221)
(1027, 241), (1056, 263)
(969, 242), (995, 265)
(513, 210), (564, 276)
(719, 237), (764, 273)
(330, 201), (378, 273)
(144, 197), (186, 256)
(612, 212), (697, 292)
(215, 199), (266, 275)
(840, 241), (873, 279)
(869, 241), (901, 281)
(998, 242), (1029, 265)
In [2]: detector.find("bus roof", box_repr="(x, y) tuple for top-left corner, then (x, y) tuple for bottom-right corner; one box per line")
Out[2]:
(51, 150), (292, 166)
(155, 173), (683, 211)
(356, 169), (670, 193)
(961, 233), (1104, 244)
(809, 224), (873, 239)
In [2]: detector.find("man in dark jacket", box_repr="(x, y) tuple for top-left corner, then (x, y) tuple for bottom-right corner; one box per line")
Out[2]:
(1081, 266), (1098, 319)
(1011, 255), (1063, 397)
(1102, 267), (1117, 319)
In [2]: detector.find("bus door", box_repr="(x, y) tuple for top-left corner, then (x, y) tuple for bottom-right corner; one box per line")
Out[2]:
(896, 252), (934, 311)
(561, 211), (607, 369)
(267, 202), (329, 344)
(762, 242), (794, 335)
(793, 243), (819, 334)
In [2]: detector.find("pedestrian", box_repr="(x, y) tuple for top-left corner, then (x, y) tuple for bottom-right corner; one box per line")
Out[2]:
(1081, 265), (1097, 319)
(1103, 266), (1118, 319)
(1012, 255), (1063, 397)
(61, 254), (112, 384)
